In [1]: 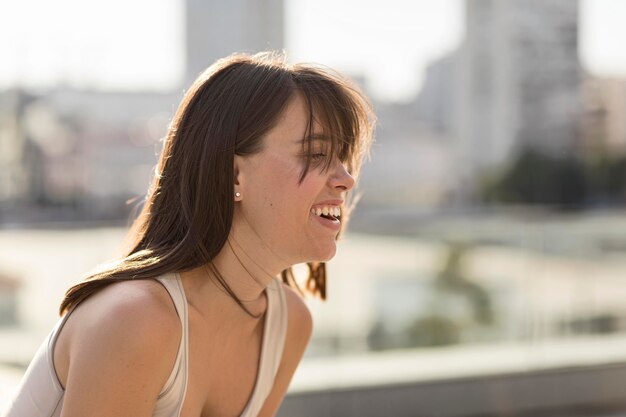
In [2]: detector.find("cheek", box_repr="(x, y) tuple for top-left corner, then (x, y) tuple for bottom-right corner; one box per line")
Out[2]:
(260, 155), (302, 198)
(245, 155), (327, 233)
(248, 156), (304, 221)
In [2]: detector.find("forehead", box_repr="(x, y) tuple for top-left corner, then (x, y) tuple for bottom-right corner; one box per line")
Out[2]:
(268, 92), (325, 145)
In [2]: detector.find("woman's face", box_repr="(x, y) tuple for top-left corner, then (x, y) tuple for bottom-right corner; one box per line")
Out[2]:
(233, 92), (355, 266)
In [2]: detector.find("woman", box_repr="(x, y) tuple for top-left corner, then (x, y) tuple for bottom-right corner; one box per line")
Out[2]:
(3, 51), (374, 417)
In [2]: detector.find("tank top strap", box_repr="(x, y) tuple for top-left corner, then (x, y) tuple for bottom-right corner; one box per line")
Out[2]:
(243, 276), (288, 416)
(265, 277), (288, 380)
(156, 272), (188, 321)
(153, 272), (189, 417)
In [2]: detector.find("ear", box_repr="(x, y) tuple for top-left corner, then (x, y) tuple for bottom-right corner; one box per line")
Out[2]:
(233, 155), (244, 201)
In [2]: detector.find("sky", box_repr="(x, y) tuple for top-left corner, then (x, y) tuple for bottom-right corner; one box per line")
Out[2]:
(286, 0), (464, 101)
(1, 0), (625, 102)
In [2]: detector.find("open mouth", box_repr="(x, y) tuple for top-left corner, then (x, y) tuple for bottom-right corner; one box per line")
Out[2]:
(321, 213), (340, 221)
(311, 206), (342, 222)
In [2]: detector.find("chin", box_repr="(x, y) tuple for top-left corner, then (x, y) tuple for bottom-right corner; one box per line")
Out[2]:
(313, 242), (337, 262)
(297, 234), (338, 263)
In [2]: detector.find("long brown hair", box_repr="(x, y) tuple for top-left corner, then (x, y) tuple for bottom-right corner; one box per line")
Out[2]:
(60, 51), (375, 317)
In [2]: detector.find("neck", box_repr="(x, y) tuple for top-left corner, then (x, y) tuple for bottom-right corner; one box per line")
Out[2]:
(212, 234), (282, 301)
(179, 227), (286, 319)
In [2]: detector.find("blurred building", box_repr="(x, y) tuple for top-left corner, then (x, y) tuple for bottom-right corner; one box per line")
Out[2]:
(416, 0), (582, 193)
(414, 53), (459, 137)
(580, 76), (626, 156)
(0, 92), (34, 206)
(0, 89), (177, 218)
(185, 0), (283, 85)
(0, 0), (284, 221)
(460, 0), (581, 170)
(358, 101), (455, 209)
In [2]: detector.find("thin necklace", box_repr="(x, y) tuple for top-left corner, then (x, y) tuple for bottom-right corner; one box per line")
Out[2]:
(226, 238), (267, 288)
(223, 239), (267, 303)
(211, 281), (265, 303)
(209, 274), (265, 304)
(228, 234), (281, 283)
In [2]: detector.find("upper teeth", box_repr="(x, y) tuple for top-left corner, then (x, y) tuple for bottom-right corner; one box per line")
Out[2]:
(311, 206), (341, 217)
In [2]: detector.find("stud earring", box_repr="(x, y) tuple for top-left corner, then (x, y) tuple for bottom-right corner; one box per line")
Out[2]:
(235, 192), (241, 198)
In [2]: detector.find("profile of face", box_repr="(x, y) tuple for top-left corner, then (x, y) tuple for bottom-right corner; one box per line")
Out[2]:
(233, 92), (355, 266)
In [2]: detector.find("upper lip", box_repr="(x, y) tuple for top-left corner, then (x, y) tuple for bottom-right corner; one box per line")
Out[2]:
(311, 199), (344, 208)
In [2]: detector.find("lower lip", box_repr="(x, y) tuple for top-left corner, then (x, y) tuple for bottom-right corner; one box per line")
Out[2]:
(311, 213), (341, 231)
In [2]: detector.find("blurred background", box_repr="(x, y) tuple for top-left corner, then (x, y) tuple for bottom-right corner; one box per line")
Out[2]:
(2, 0), (626, 416)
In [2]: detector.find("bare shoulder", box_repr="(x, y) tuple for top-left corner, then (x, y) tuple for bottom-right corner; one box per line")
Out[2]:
(280, 282), (313, 344)
(68, 278), (181, 344)
(56, 278), (182, 415)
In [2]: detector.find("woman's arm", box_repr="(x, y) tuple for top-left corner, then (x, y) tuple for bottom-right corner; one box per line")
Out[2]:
(59, 281), (181, 417)
(256, 283), (313, 417)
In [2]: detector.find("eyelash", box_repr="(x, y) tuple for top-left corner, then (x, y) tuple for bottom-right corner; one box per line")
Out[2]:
(311, 153), (327, 161)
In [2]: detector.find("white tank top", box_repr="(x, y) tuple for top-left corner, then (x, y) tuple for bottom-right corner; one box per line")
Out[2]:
(2, 272), (288, 417)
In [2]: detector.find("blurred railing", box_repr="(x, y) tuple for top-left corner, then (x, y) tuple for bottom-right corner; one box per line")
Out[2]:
(279, 364), (626, 417)
(279, 340), (626, 417)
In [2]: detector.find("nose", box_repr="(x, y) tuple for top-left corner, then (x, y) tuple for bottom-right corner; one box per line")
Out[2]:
(329, 159), (356, 192)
